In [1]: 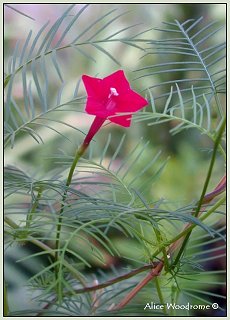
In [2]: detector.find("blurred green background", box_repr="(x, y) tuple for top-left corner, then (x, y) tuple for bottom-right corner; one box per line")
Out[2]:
(4, 3), (226, 316)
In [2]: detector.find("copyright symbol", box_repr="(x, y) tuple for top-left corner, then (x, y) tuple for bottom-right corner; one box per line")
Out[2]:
(212, 303), (219, 309)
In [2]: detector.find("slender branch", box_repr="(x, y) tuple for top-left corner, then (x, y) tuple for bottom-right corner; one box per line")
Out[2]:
(202, 175), (226, 204)
(113, 261), (164, 310)
(36, 263), (158, 316)
(4, 38), (152, 88)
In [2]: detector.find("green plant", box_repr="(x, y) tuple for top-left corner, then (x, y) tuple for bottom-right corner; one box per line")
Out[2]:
(4, 4), (226, 316)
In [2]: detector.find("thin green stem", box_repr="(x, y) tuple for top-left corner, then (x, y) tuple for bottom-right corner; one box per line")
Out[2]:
(155, 277), (167, 314)
(55, 143), (87, 292)
(153, 227), (170, 271)
(195, 117), (225, 219)
(170, 281), (177, 316)
(26, 186), (43, 228)
(172, 116), (225, 267)
(4, 216), (19, 229)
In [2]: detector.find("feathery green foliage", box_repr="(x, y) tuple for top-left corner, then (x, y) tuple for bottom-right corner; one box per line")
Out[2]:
(133, 17), (225, 140)
(4, 4), (226, 317)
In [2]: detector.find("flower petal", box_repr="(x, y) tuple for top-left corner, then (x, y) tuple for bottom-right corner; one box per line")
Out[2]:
(85, 97), (107, 117)
(109, 114), (132, 127)
(116, 90), (148, 112)
(82, 75), (105, 100)
(102, 70), (130, 94)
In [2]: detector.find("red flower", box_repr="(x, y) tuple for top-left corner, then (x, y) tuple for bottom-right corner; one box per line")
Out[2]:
(82, 70), (148, 127)
(81, 70), (148, 149)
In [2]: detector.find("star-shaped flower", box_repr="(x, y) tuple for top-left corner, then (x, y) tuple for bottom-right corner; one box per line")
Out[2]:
(79, 70), (148, 151)
(82, 70), (148, 127)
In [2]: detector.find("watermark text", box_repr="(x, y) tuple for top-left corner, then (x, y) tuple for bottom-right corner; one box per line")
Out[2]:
(144, 302), (218, 311)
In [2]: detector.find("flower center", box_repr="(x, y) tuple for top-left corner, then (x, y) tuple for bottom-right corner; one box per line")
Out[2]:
(106, 87), (119, 112)
(108, 87), (119, 98)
